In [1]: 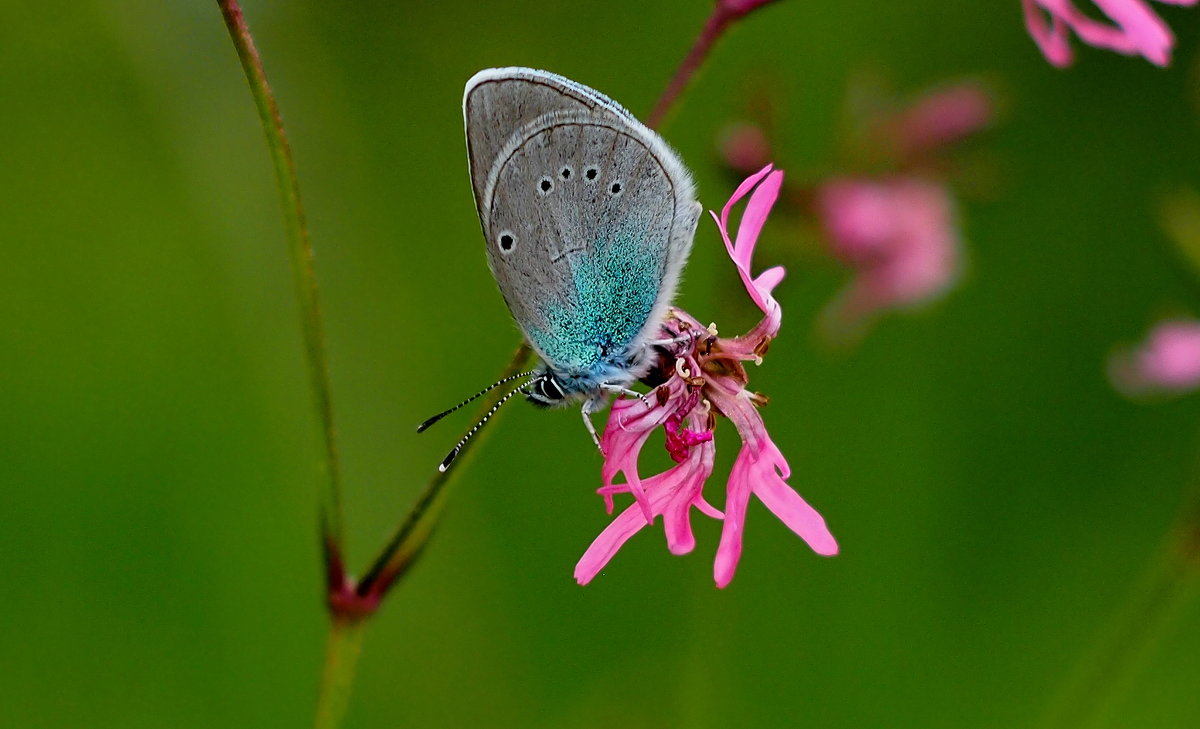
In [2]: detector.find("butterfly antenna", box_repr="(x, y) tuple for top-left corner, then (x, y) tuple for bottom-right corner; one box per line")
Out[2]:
(438, 382), (530, 472)
(416, 370), (537, 433)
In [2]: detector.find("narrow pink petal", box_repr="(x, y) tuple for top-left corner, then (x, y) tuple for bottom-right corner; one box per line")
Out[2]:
(1093, 0), (1174, 65)
(662, 436), (716, 555)
(720, 164), (776, 233)
(1028, 0), (1191, 66)
(707, 388), (838, 586)
(1109, 318), (1200, 395)
(600, 391), (676, 520)
(662, 498), (697, 555)
(754, 266), (786, 298)
(696, 496), (724, 520)
(756, 480), (839, 556)
(578, 425), (719, 582)
(1024, 0), (1077, 66)
(575, 506), (652, 585)
(710, 166), (787, 324)
(719, 122), (772, 174)
(713, 452), (754, 588)
(895, 83), (994, 153)
(734, 169), (784, 263)
(1049, 0), (1146, 56)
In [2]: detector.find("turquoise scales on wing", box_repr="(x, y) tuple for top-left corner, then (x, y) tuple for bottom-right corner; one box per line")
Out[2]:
(529, 222), (665, 379)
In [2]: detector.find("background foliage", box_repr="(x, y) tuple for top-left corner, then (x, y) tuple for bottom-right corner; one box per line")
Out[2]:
(2, 1), (1199, 726)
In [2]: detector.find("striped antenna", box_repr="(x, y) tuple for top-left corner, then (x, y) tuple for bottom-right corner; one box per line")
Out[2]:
(416, 370), (536, 433)
(438, 382), (532, 472)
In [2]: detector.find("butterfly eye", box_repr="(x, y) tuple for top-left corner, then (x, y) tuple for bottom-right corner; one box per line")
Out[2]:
(498, 231), (516, 254)
(538, 177), (553, 194)
(609, 182), (623, 195)
(584, 167), (599, 182)
(560, 167), (573, 180)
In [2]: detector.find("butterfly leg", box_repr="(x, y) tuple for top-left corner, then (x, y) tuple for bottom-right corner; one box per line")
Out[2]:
(580, 399), (603, 453)
(599, 383), (650, 407)
(644, 332), (694, 347)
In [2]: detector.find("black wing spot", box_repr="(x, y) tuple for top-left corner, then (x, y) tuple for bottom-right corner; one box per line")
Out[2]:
(499, 232), (516, 253)
(561, 166), (573, 180)
(610, 182), (623, 195)
(539, 177), (553, 194)
(585, 167), (599, 181)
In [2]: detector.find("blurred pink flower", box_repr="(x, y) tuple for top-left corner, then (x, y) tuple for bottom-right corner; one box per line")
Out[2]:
(719, 122), (773, 175)
(575, 165), (838, 588)
(887, 83), (994, 157)
(1023, 0), (1198, 67)
(1109, 319), (1200, 395)
(817, 177), (962, 329)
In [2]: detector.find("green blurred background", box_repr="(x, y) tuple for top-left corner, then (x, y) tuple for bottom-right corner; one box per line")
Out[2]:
(3, 1), (1200, 726)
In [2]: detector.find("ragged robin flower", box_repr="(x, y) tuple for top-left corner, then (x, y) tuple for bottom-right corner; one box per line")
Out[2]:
(1023, 0), (1198, 67)
(816, 176), (962, 335)
(575, 165), (838, 588)
(1109, 318), (1200, 397)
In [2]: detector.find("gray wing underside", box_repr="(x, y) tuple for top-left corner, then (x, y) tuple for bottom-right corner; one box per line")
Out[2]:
(463, 67), (635, 206)
(463, 68), (701, 373)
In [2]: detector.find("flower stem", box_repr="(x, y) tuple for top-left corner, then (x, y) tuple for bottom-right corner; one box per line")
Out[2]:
(647, 10), (732, 130)
(646, 0), (780, 130)
(313, 618), (366, 729)
(354, 342), (532, 602)
(1039, 485), (1200, 729)
(215, 0), (345, 554)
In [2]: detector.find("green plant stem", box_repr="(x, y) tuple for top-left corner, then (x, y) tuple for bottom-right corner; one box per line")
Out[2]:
(313, 618), (366, 729)
(216, 0), (345, 551)
(356, 342), (532, 599)
(1040, 492), (1200, 729)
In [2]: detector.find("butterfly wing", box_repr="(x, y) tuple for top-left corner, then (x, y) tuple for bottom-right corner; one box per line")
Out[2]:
(463, 68), (701, 388)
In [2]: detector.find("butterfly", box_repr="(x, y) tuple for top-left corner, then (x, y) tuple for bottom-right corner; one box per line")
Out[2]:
(421, 68), (701, 471)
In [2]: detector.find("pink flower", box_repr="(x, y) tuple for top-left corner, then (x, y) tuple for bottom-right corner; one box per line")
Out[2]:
(886, 83), (994, 158)
(816, 177), (962, 331)
(1023, 0), (1198, 67)
(575, 165), (838, 589)
(718, 122), (773, 175)
(1109, 319), (1200, 395)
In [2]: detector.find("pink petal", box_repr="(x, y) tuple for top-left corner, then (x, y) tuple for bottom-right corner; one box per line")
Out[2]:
(662, 437), (717, 555)
(1109, 318), (1200, 395)
(599, 389), (677, 519)
(753, 441), (840, 556)
(754, 265), (786, 298)
(1024, 0), (1076, 66)
(710, 166), (787, 339)
(818, 177), (961, 329)
(895, 83), (994, 153)
(708, 389), (837, 588)
(719, 123), (772, 174)
(1093, 0), (1174, 65)
(733, 169), (784, 266)
(1025, 0), (1195, 66)
(1038, 0), (1137, 54)
(577, 419), (719, 584)
(713, 453), (755, 588)
(574, 504), (652, 585)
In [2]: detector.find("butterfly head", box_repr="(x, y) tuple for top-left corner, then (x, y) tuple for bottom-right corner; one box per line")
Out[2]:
(526, 342), (660, 408)
(526, 371), (568, 408)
